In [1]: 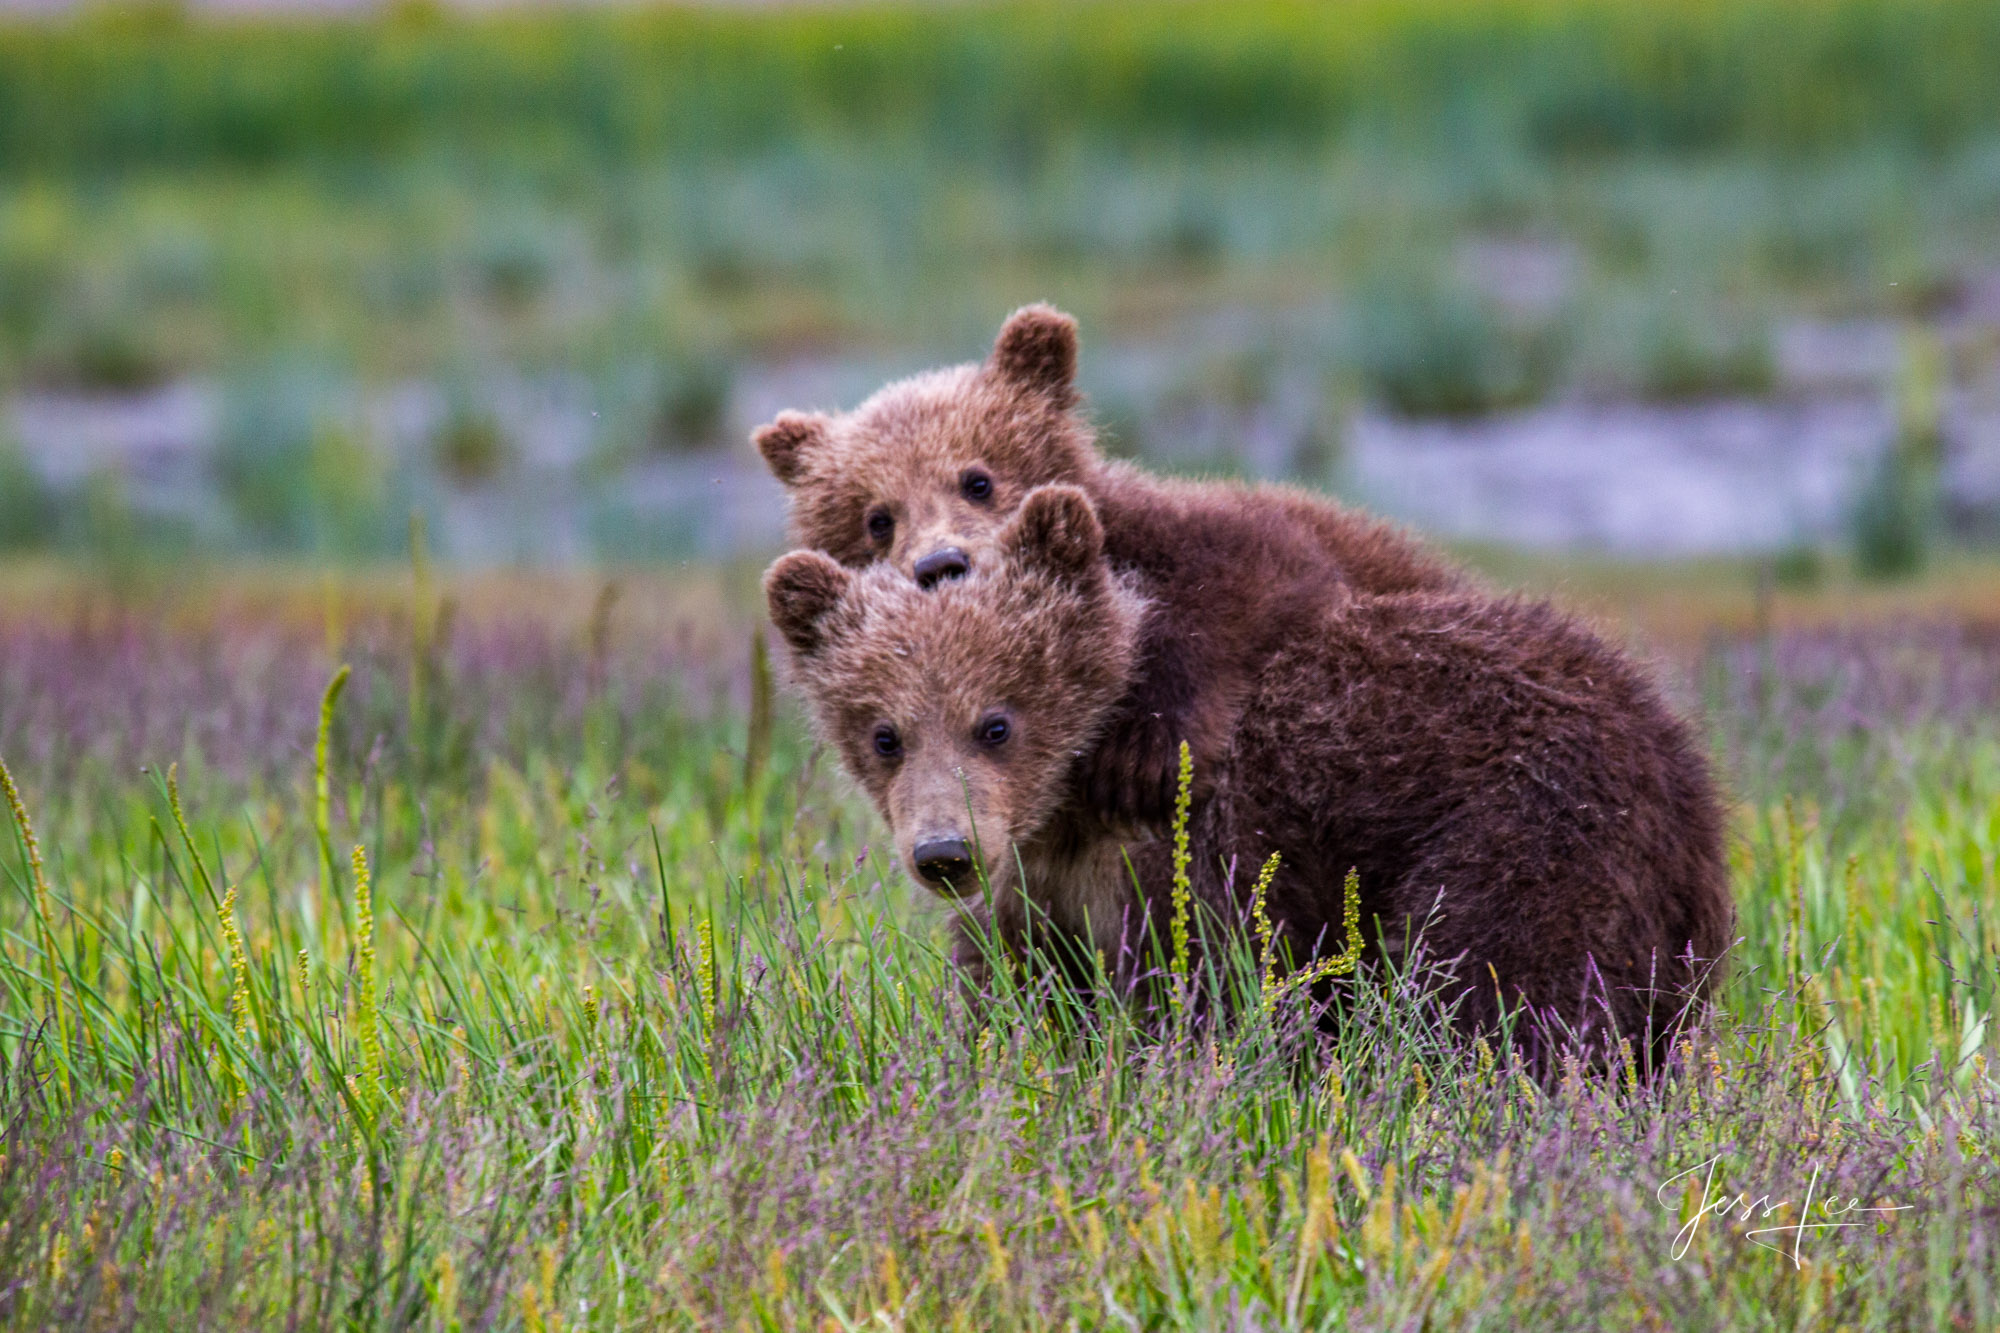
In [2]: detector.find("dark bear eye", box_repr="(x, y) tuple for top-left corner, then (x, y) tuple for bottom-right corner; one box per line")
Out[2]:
(960, 470), (994, 504)
(977, 714), (1010, 747)
(873, 724), (902, 758)
(866, 509), (894, 542)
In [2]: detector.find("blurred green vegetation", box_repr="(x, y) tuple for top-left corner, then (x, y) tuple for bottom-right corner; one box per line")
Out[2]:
(4, 0), (1999, 172)
(0, 0), (1995, 390)
(0, 0), (1997, 568)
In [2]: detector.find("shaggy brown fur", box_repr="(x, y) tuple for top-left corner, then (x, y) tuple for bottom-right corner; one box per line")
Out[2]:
(767, 486), (1734, 1063)
(754, 304), (1462, 823)
(1198, 591), (1735, 1063)
(766, 487), (1158, 993)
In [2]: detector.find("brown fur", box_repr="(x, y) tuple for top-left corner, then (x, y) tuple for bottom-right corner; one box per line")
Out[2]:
(767, 487), (1735, 1062)
(765, 487), (1150, 951)
(753, 304), (1463, 822)
(1196, 591), (1735, 1063)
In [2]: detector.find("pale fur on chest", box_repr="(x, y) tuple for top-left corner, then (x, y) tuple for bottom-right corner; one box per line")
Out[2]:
(966, 829), (1162, 969)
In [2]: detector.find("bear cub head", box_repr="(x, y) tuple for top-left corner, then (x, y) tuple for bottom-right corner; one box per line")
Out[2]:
(765, 484), (1144, 901)
(754, 305), (1097, 589)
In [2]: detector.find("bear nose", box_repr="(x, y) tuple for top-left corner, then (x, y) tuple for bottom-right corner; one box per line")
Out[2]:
(912, 836), (973, 887)
(913, 547), (971, 589)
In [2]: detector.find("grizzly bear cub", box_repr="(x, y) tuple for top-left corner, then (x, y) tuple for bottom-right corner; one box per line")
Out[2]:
(754, 303), (1462, 824)
(767, 486), (1734, 1063)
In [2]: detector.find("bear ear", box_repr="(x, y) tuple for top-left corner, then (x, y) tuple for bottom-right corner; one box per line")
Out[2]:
(754, 411), (831, 486)
(764, 551), (852, 656)
(1002, 484), (1103, 585)
(989, 304), (1079, 403)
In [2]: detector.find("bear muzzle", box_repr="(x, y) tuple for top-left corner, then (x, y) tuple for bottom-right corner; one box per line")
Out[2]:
(911, 835), (975, 889)
(913, 547), (971, 589)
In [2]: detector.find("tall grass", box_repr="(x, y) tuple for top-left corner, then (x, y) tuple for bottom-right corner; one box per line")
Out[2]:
(0, 578), (1996, 1325)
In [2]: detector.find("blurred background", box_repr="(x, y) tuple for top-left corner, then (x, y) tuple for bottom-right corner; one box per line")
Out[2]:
(0, 0), (1998, 584)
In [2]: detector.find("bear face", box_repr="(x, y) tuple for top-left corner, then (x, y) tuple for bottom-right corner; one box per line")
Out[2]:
(770, 484), (1728, 1060)
(755, 305), (1095, 585)
(766, 485), (1146, 903)
(757, 301), (1467, 830)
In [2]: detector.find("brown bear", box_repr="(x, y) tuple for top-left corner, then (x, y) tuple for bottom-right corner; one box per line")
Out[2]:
(754, 303), (1463, 825)
(766, 485), (1734, 1065)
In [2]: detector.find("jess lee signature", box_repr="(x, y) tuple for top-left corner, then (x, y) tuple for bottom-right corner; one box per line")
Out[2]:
(1656, 1156), (1912, 1266)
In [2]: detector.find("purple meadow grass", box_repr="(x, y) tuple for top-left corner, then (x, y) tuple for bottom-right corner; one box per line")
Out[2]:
(0, 594), (1996, 1326)
(0, 597), (747, 811)
(1713, 621), (2000, 729)
(1708, 620), (2000, 815)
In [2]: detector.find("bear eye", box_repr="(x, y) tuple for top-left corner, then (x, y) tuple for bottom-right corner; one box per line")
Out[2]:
(866, 508), (894, 542)
(977, 714), (1011, 747)
(960, 469), (994, 504)
(872, 724), (902, 758)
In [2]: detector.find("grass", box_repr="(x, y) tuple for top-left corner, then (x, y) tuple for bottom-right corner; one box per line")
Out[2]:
(0, 559), (1996, 1327)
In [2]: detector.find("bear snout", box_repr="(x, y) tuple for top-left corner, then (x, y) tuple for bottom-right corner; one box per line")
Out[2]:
(913, 547), (971, 589)
(911, 835), (974, 888)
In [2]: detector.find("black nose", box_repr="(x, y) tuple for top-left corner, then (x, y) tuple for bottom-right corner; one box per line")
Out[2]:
(913, 547), (971, 589)
(912, 836), (973, 887)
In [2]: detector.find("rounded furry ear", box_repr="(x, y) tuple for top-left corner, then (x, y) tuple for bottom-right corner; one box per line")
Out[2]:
(1002, 484), (1103, 584)
(989, 304), (1079, 402)
(754, 412), (830, 486)
(764, 551), (852, 656)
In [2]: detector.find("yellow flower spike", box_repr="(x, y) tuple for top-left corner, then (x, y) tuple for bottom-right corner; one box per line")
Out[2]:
(537, 1244), (559, 1330)
(351, 844), (384, 1117)
(696, 917), (718, 1031)
(0, 755), (62, 1035)
(517, 1282), (545, 1333)
(1050, 1179), (1084, 1247)
(1514, 1069), (1540, 1113)
(1168, 741), (1194, 1011)
(1271, 868), (1366, 998)
(1082, 1210), (1108, 1263)
(981, 1218), (1010, 1286)
(1250, 851), (1282, 1012)
(1323, 1055), (1347, 1122)
(433, 1251), (459, 1325)
(1306, 1133), (1333, 1212)
(1362, 1188), (1396, 1267)
(1289, 1132), (1338, 1313)
(163, 764), (221, 905)
(1415, 1244), (1454, 1299)
(451, 1025), (471, 1119)
(0, 757), (49, 924)
(217, 883), (253, 1104)
(219, 883), (251, 1045)
(1334, 866), (1364, 972)
(1183, 1180), (1222, 1270)
(691, 915), (720, 1084)
(1340, 1147), (1372, 1203)
(878, 1246), (903, 1309)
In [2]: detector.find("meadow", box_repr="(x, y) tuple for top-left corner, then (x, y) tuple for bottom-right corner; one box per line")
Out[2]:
(1, 556), (1997, 1328)
(3, 0), (1999, 1323)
